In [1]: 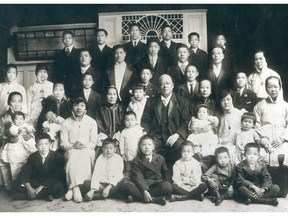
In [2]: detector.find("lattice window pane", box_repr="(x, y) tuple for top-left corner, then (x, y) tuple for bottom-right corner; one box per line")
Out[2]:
(122, 14), (183, 41)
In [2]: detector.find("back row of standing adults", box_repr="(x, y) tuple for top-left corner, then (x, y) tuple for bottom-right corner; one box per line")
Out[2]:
(53, 23), (268, 106)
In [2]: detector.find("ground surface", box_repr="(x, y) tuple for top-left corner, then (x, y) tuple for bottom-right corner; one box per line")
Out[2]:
(0, 189), (287, 212)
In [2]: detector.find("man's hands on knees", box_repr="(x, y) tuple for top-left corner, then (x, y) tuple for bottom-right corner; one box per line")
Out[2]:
(166, 133), (179, 147)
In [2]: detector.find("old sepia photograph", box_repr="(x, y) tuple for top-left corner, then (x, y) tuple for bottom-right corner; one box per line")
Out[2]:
(0, 3), (288, 212)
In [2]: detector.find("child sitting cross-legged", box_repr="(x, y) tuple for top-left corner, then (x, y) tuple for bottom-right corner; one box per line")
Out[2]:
(202, 147), (235, 206)
(235, 142), (280, 206)
(170, 141), (208, 202)
(83, 138), (125, 201)
(122, 134), (173, 206)
(13, 133), (65, 201)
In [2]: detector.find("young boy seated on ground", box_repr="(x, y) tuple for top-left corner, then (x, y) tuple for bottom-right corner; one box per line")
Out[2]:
(13, 133), (65, 201)
(83, 138), (125, 201)
(202, 147), (235, 206)
(235, 142), (280, 206)
(170, 141), (208, 202)
(122, 134), (172, 206)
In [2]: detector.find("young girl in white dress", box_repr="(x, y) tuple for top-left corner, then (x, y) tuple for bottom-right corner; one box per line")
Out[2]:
(27, 64), (53, 127)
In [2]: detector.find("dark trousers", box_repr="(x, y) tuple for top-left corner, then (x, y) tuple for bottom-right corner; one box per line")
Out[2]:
(14, 180), (65, 200)
(209, 174), (230, 193)
(124, 161), (132, 179)
(267, 154), (288, 197)
(153, 136), (184, 172)
(123, 180), (172, 201)
(172, 183), (207, 199)
(238, 185), (280, 199)
(81, 179), (125, 199)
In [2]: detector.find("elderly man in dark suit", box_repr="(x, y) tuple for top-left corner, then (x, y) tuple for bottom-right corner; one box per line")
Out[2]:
(141, 74), (190, 169)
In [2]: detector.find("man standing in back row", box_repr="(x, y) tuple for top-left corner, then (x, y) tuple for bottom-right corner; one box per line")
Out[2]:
(53, 30), (79, 98)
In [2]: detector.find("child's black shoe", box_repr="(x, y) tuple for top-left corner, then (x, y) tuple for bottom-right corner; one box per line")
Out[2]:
(214, 191), (222, 206)
(245, 198), (251, 205)
(197, 193), (205, 202)
(126, 195), (134, 203)
(253, 197), (278, 206)
(46, 195), (54, 202)
(152, 196), (166, 206)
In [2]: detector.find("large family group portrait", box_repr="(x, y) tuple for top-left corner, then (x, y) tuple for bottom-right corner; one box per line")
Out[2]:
(0, 3), (287, 212)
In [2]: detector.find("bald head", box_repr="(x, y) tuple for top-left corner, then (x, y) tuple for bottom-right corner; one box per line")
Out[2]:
(159, 74), (174, 97)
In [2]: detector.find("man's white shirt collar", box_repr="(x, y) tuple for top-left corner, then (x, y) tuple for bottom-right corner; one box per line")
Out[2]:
(98, 44), (106, 51)
(161, 93), (173, 106)
(80, 65), (90, 74)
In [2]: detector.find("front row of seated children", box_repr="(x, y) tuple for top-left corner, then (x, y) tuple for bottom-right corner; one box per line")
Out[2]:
(12, 132), (280, 207)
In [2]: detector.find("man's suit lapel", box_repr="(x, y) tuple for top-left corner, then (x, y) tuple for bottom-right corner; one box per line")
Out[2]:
(108, 68), (116, 87)
(155, 95), (162, 124)
(168, 93), (177, 118)
(121, 66), (132, 90)
(243, 160), (258, 174)
(194, 82), (199, 92)
(182, 84), (189, 95)
(140, 154), (158, 174)
(217, 67), (225, 84)
(88, 90), (95, 103)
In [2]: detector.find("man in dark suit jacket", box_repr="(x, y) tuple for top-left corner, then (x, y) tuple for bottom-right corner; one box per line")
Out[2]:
(13, 133), (65, 201)
(123, 23), (147, 69)
(141, 74), (190, 169)
(233, 72), (257, 112)
(74, 72), (102, 119)
(89, 29), (114, 75)
(205, 44), (234, 100)
(53, 30), (79, 98)
(188, 32), (208, 79)
(138, 38), (168, 85)
(235, 143), (280, 206)
(177, 80), (199, 102)
(144, 81), (160, 98)
(159, 25), (179, 67)
(76, 49), (102, 94)
(167, 44), (190, 90)
(106, 45), (137, 107)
